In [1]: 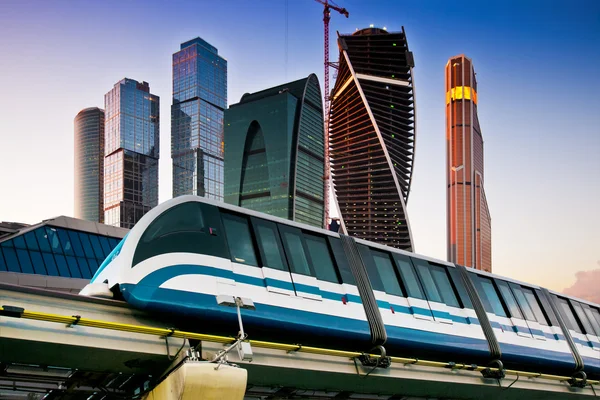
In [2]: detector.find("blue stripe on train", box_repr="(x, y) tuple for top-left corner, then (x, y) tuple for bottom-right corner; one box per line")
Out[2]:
(133, 264), (569, 346)
(120, 282), (580, 374)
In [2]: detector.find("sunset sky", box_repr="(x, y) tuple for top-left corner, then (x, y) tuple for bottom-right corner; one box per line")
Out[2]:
(0, 0), (598, 298)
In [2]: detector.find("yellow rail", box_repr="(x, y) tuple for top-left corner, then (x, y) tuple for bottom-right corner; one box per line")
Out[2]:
(1, 305), (598, 387)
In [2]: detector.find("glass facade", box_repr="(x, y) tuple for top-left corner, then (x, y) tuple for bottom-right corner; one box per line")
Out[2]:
(74, 107), (105, 223)
(445, 55), (492, 272)
(329, 27), (416, 251)
(0, 225), (122, 279)
(172, 37), (227, 200)
(104, 79), (159, 229)
(224, 74), (325, 228)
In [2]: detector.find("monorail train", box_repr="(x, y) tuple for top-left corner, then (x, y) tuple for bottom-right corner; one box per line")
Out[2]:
(81, 195), (600, 380)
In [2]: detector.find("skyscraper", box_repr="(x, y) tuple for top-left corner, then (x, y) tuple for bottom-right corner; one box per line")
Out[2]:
(172, 37), (227, 200)
(74, 107), (105, 223)
(103, 78), (159, 229)
(224, 74), (325, 227)
(446, 55), (492, 272)
(329, 27), (416, 251)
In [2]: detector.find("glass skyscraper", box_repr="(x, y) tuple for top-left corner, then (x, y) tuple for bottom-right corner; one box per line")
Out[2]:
(104, 79), (159, 229)
(446, 55), (492, 272)
(329, 27), (416, 251)
(224, 74), (325, 228)
(74, 107), (105, 223)
(172, 37), (227, 200)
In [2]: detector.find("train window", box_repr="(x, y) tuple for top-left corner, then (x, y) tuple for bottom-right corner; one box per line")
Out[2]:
(251, 219), (288, 271)
(412, 258), (442, 303)
(496, 281), (523, 319)
(557, 297), (583, 334)
(447, 267), (473, 309)
(372, 250), (403, 297)
(586, 307), (600, 336)
(279, 226), (313, 276)
(392, 254), (425, 300)
(358, 245), (384, 292)
(304, 234), (339, 283)
(570, 301), (596, 336)
(535, 289), (559, 326)
(327, 237), (356, 285)
(133, 202), (229, 267)
(509, 284), (536, 322)
(522, 288), (549, 325)
(429, 265), (460, 308)
(476, 276), (508, 317)
(221, 213), (258, 267)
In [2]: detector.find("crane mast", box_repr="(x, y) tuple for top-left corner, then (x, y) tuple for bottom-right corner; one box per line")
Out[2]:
(316, 0), (348, 229)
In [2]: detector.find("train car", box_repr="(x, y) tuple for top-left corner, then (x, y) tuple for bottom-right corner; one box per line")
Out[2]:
(81, 195), (600, 380)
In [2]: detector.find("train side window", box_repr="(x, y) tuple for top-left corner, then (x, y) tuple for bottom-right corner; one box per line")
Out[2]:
(586, 307), (600, 336)
(570, 300), (596, 335)
(535, 289), (559, 326)
(327, 237), (356, 285)
(221, 213), (258, 267)
(392, 254), (425, 300)
(357, 245), (384, 292)
(371, 250), (403, 297)
(429, 264), (460, 308)
(476, 276), (508, 317)
(251, 218), (288, 271)
(496, 281), (524, 319)
(133, 202), (228, 267)
(304, 234), (339, 283)
(278, 225), (314, 276)
(509, 284), (536, 322)
(411, 258), (443, 303)
(447, 267), (474, 309)
(522, 288), (549, 325)
(556, 297), (583, 334)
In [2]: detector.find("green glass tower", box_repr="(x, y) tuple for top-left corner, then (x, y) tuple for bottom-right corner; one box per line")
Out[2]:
(224, 74), (325, 228)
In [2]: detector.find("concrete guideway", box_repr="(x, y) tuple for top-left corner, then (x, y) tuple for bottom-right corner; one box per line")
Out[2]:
(0, 282), (598, 399)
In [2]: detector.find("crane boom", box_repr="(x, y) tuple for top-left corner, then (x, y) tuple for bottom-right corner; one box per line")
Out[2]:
(315, 0), (348, 229)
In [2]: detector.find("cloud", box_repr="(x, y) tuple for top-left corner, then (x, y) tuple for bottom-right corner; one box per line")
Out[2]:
(563, 268), (600, 304)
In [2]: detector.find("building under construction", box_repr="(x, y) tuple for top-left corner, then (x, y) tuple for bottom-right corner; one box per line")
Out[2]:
(329, 27), (416, 251)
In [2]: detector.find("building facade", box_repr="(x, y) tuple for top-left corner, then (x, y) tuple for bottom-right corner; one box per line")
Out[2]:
(445, 54), (492, 272)
(74, 107), (105, 223)
(0, 216), (127, 292)
(224, 74), (325, 228)
(329, 27), (416, 251)
(172, 37), (227, 200)
(104, 79), (159, 229)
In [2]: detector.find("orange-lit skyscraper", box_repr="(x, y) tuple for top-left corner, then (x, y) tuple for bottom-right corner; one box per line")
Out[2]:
(446, 55), (492, 272)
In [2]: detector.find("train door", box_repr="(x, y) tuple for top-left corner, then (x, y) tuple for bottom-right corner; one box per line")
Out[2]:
(392, 254), (434, 321)
(568, 299), (600, 352)
(249, 217), (297, 296)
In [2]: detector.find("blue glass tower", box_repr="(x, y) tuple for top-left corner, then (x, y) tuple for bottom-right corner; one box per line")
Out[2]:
(171, 37), (227, 200)
(104, 79), (160, 229)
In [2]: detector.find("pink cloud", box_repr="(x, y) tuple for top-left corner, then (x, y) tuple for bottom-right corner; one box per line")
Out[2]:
(563, 268), (600, 304)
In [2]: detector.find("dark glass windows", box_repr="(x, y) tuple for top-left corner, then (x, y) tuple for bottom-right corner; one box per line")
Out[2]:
(557, 298), (582, 334)
(393, 254), (424, 300)
(571, 301), (595, 335)
(222, 213), (258, 267)
(279, 227), (312, 276)
(252, 219), (287, 271)
(477, 277), (507, 317)
(510, 285), (536, 321)
(133, 202), (228, 266)
(522, 288), (549, 325)
(429, 265), (460, 308)
(372, 250), (402, 296)
(304, 235), (339, 283)
(412, 259), (442, 303)
(16, 249), (33, 274)
(327, 237), (355, 285)
(496, 281), (523, 319)
(3, 247), (20, 272)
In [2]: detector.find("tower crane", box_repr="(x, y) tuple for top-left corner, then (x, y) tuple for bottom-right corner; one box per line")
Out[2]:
(315, 0), (348, 229)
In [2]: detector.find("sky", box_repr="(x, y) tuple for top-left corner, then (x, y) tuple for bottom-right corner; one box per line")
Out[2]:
(0, 0), (598, 297)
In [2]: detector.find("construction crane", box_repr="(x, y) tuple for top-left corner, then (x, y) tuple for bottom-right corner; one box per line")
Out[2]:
(315, 0), (348, 229)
